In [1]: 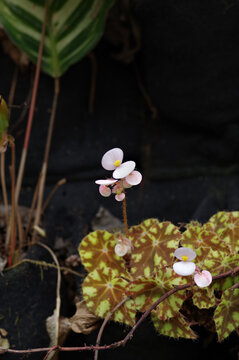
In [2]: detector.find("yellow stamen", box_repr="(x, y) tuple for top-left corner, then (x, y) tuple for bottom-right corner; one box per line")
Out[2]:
(182, 255), (188, 262)
(114, 159), (121, 167)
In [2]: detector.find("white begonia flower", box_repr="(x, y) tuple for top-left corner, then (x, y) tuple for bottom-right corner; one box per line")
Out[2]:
(194, 270), (212, 288)
(113, 161), (136, 179)
(125, 170), (142, 185)
(101, 148), (124, 170)
(173, 247), (196, 276)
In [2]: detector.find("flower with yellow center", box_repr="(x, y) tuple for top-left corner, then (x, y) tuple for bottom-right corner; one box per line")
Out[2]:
(173, 247), (196, 276)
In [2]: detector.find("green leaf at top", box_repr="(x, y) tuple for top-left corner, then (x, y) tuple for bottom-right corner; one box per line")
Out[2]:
(79, 230), (125, 275)
(214, 288), (239, 341)
(0, 0), (114, 77)
(129, 219), (181, 277)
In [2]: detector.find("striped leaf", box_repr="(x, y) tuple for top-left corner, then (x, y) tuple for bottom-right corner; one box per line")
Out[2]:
(79, 230), (125, 275)
(214, 288), (239, 341)
(129, 219), (181, 277)
(0, 0), (114, 77)
(82, 267), (135, 326)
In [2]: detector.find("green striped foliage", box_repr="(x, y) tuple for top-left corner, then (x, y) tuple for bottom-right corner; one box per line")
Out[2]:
(0, 0), (114, 77)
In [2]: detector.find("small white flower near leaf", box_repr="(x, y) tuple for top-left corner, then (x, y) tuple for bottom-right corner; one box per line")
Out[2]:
(194, 270), (212, 288)
(173, 247), (196, 276)
(115, 236), (131, 257)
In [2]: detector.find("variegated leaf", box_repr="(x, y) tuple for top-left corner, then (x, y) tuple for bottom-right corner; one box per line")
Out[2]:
(192, 286), (216, 309)
(129, 219), (181, 277)
(79, 230), (125, 275)
(203, 252), (239, 276)
(151, 312), (197, 339)
(82, 267), (135, 326)
(212, 274), (239, 292)
(0, 0), (114, 77)
(207, 211), (239, 253)
(214, 288), (239, 341)
(128, 268), (187, 320)
(182, 227), (228, 254)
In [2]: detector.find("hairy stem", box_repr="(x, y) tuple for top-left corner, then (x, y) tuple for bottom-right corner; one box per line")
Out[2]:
(94, 296), (130, 360)
(122, 197), (129, 236)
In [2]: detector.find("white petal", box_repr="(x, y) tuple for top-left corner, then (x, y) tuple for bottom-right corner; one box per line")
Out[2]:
(115, 244), (128, 257)
(174, 247), (196, 261)
(115, 193), (125, 201)
(113, 161), (136, 179)
(95, 179), (117, 185)
(101, 148), (123, 170)
(173, 261), (196, 276)
(99, 185), (111, 197)
(194, 270), (212, 288)
(125, 171), (142, 186)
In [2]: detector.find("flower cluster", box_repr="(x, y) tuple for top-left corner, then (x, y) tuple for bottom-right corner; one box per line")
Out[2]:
(173, 247), (212, 288)
(95, 148), (142, 201)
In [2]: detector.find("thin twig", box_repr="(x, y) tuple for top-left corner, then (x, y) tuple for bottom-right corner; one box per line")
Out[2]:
(8, 67), (19, 118)
(0, 152), (8, 225)
(32, 78), (60, 241)
(4, 258), (84, 278)
(42, 178), (66, 214)
(25, 174), (42, 244)
(94, 296), (130, 360)
(15, 0), (50, 206)
(8, 142), (16, 266)
(37, 242), (61, 348)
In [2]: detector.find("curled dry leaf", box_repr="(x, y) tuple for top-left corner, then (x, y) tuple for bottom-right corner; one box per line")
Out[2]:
(70, 300), (100, 335)
(46, 310), (71, 348)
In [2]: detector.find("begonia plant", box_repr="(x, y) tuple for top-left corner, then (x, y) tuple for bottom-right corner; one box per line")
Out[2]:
(78, 147), (239, 344)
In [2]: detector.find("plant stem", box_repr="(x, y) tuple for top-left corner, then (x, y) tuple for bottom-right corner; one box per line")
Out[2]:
(94, 296), (129, 360)
(122, 196), (129, 236)
(15, 0), (50, 207)
(0, 152), (8, 225)
(32, 78), (60, 240)
(8, 142), (16, 266)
